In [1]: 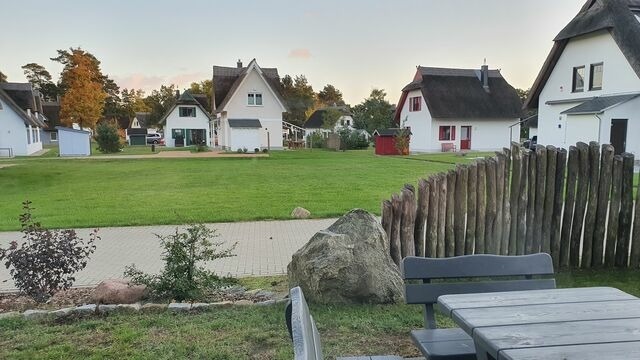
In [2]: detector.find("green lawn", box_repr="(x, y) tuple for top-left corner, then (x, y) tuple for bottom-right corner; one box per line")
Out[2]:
(35, 143), (195, 158)
(0, 150), (454, 231)
(2, 269), (640, 359)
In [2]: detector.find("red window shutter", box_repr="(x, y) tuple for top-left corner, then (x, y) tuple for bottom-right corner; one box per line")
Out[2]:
(451, 126), (456, 140)
(439, 126), (445, 140)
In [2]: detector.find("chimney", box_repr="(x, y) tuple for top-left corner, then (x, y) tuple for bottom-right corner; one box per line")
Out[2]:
(237, 59), (243, 68)
(481, 63), (490, 92)
(175, 90), (180, 99)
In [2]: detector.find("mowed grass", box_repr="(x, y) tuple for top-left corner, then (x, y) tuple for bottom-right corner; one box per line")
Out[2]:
(0, 150), (454, 231)
(2, 269), (640, 359)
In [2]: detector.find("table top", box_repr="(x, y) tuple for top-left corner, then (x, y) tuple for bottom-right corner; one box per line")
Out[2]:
(437, 287), (640, 360)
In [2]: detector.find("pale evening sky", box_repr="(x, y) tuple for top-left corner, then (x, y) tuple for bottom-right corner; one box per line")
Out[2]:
(1, 0), (585, 105)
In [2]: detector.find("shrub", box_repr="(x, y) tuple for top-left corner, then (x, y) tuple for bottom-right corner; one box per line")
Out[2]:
(95, 121), (123, 153)
(195, 144), (208, 152)
(262, 148), (269, 153)
(0, 201), (99, 302)
(124, 224), (236, 301)
(338, 129), (370, 150)
(237, 148), (243, 153)
(242, 147), (248, 153)
(254, 148), (260, 153)
(307, 131), (326, 148)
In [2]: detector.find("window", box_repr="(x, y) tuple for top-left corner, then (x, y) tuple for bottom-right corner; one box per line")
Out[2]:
(572, 66), (585, 92)
(171, 129), (184, 139)
(179, 107), (196, 117)
(248, 93), (263, 106)
(409, 96), (421, 112)
(590, 63), (603, 90)
(50, 131), (58, 141)
(439, 126), (456, 141)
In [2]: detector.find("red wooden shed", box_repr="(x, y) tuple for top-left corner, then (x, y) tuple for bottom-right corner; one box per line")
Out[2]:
(373, 128), (411, 155)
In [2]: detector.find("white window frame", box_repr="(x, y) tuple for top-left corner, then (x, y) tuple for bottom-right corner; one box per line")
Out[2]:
(248, 92), (263, 106)
(50, 131), (58, 141)
(179, 106), (196, 117)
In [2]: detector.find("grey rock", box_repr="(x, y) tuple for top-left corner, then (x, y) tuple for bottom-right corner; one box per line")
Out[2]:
(210, 301), (233, 307)
(51, 307), (75, 318)
(74, 304), (97, 315)
(92, 279), (148, 304)
(256, 300), (276, 306)
(168, 303), (192, 312)
(288, 209), (404, 304)
(97, 304), (118, 314)
(23, 309), (49, 320)
(140, 303), (167, 313)
(190, 303), (211, 310)
(0, 311), (21, 320)
(116, 303), (141, 312)
(291, 207), (311, 219)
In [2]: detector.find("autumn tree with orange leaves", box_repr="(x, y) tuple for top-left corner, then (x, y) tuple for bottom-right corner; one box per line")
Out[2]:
(58, 49), (107, 129)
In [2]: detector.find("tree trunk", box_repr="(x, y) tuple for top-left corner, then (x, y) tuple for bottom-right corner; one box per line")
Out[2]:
(445, 170), (457, 257)
(542, 145), (557, 255)
(495, 152), (506, 254)
(582, 141), (601, 268)
(390, 194), (402, 265)
(400, 188), (417, 259)
(616, 153), (635, 267)
(414, 179), (429, 257)
(560, 146), (579, 267)
(606, 156), (623, 266)
(437, 174), (448, 258)
(502, 148), (512, 255)
(533, 145), (547, 254)
(525, 149), (537, 254)
(593, 144), (614, 267)
(485, 157), (498, 254)
(465, 162), (478, 255)
(630, 169), (640, 268)
(517, 151), (529, 255)
(426, 176), (440, 258)
(551, 148), (567, 269)
(509, 143), (522, 255)
(570, 142), (590, 267)
(454, 165), (468, 256)
(475, 159), (487, 254)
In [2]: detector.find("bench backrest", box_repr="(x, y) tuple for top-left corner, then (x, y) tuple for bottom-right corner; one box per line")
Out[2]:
(286, 286), (324, 360)
(402, 253), (555, 329)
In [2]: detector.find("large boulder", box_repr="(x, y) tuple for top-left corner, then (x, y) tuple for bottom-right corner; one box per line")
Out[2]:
(288, 209), (404, 304)
(291, 207), (311, 219)
(91, 279), (148, 304)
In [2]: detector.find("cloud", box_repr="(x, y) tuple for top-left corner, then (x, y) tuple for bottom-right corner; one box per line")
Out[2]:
(111, 72), (209, 93)
(288, 48), (312, 59)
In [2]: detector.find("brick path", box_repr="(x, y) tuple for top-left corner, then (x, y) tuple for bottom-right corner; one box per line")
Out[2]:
(0, 218), (337, 292)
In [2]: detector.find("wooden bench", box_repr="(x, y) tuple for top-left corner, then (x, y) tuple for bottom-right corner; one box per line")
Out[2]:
(401, 254), (555, 360)
(286, 286), (403, 360)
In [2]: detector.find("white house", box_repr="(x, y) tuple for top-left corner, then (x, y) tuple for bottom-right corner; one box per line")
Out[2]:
(525, 0), (640, 155)
(395, 66), (523, 153)
(160, 91), (212, 148)
(304, 106), (353, 136)
(0, 83), (45, 156)
(212, 59), (288, 150)
(56, 126), (91, 156)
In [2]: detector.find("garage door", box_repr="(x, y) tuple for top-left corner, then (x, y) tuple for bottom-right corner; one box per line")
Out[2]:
(130, 135), (146, 146)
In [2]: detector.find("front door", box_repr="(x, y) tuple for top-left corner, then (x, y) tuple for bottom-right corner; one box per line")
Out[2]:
(610, 119), (628, 155)
(460, 126), (472, 150)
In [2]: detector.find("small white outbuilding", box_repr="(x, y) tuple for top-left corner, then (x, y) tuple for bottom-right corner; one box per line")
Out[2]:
(56, 126), (91, 156)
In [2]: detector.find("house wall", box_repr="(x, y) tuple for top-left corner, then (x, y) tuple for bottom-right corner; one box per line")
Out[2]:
(600, 97), (640, 156)
(430, 119), (519, 152)
(0, 97), (42, 156)
(538, 30), (640, 147)
(58, 130), (90, 156)
(399, 89), (433, 152)
(221, 68), (285, 149)
(229, 128), (262, 151)
(40, 129), (58, 145)
(163, 105), (211, 147)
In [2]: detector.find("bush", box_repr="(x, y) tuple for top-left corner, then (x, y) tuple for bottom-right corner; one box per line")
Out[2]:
(237, 148), (243, 153)
(262, 148), (269, 153)
(124, 224), (236, 301)
(242, 147), (248, 153)
(307, 131), (326, 148)
(338, 129), (370, 150)
(254, 148), (260, 153)
(0, 201), (99, 302)
(95, 121), (123, 153)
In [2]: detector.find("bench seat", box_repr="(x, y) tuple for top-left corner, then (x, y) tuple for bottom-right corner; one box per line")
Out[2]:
(410, 328), (475, 360)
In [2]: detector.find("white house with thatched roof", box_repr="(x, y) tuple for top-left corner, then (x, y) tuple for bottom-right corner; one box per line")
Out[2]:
(160, 90), (212, 148)
(0, 83), (46, 156)
(525, 0), (640, 155)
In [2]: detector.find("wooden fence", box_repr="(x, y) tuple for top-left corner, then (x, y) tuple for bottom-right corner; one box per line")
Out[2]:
(381, 142), (640, 269)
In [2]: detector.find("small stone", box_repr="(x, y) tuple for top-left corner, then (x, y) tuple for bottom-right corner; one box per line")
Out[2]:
(234, 300), (253, 306)
(97, 304), (118, 314)
(190, 303), (211, 309)
(168, 303), (191, 312)
(210, 301), (233, 307)
(23, 309), (49, 320)
(116, 303), (141, 313)
(291, 207), (311, 219)
(256, 300), (276, 306)
(74, 304), (97, 315)
(51, 307), (75, 318)
(140, 303), (167, 313)
(0, 311), (21, 320)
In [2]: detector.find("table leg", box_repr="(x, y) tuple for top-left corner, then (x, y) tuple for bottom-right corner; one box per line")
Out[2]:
(474, 342), (496, 360)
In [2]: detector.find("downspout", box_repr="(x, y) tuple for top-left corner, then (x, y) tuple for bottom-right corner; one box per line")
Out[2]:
(594, 113), (603, 143)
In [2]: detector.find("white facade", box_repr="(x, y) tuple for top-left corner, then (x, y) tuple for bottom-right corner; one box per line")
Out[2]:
(537, 30), (640, 154)
(217, 63), (286, 150)
(163, 105), (211, 148)
(57, 127), (91, 156)
(400, 89), (519, 153)
(305, 115), (356, 138)
(228, 127), (262, 151)
(0, 96), (42, 156)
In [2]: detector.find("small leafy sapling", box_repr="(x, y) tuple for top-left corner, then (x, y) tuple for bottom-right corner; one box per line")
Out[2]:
(0, 201), (99, 302)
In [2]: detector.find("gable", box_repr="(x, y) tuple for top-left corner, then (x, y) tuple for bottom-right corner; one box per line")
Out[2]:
(221, 65), (288, 116)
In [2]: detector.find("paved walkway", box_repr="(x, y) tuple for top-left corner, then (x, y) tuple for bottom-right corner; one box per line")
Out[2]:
(0, 218), (337, 292)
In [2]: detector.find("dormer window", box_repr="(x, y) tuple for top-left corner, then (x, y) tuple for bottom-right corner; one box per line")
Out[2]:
(572, 66), (585, 92)
(248, 93), (263, 106)
(589, 63), (603, 91)
(409, 96), (421, 112)
(179, 106), (196, 117)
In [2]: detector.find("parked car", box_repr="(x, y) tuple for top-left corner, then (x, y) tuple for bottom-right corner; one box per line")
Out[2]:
(146, 133), (163, 144)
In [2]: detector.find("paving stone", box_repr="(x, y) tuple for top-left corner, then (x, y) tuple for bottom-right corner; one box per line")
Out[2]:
(116, 303), (141, 312)
(97, 304), (118, 314)
(140, 303), (167, 313)
(210, 301), (233, 307)
(74, 304), (97, 315)
(168, 303), (192, 312)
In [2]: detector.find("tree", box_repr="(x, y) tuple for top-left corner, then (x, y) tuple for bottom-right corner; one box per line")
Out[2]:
(0, 71), (7, 83)
(95, 121), (123, 153)
(58, 50), (107, 129)
(281, 75), (316, 126)
(21, 63), (59, 101)
(317, 84), (345, 107)
(321, 108), (343, 130)
(352, 89), (395, 134)
(189, 80), (213, 112)
(121, 88), (150, 119)
(144, 84), (177, 126)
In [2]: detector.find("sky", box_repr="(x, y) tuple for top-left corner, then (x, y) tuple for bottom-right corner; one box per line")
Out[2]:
(1, 0), (586, 105)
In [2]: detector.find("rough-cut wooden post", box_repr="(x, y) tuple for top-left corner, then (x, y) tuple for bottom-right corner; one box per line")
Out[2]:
(560, 146), (579, 267)
(517, 151), (530, 255)
(509, 143), (522, 255)
(593, 144), (614, 267)
(616, 153), (635, 267)
(541, 145), (557, 255)
(495, 153), (506, 254)
(381, 200), (393, 243)
(454, 165), (468, 256)
(533, 145), (547, 254)
(606, 155), (623, 267)
(502, 148), (512, 255)
(445, 170), (457, 257)
(425, 176), (439, 258)
(581, 141), (601, 268)
(551, 148), (567, 269)
(485, 157), (498, 254)
(414, 179), (429, 257)
(475, 159), (487, 254)
(437, 174), (448, 258)
(400, 187), (417, 259)
(525, 149), (537, 254)
(390, 194), (403, 265)
(465, 162), (478, 255)
(571, 142), (590, 267)
(630, 174), (640, 268)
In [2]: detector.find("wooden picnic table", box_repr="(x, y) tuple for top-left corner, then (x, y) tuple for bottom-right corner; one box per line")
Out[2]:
(436, 287), (640, 360)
